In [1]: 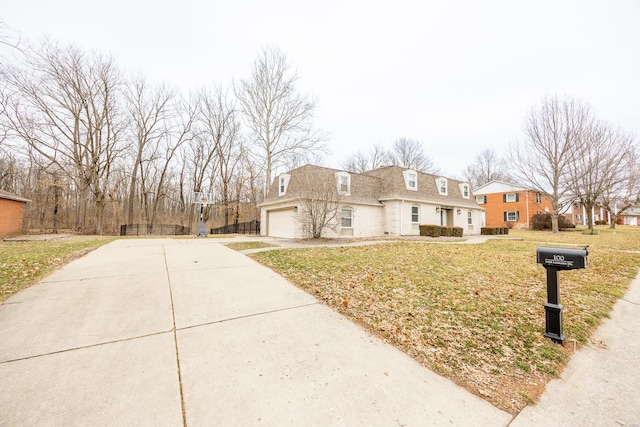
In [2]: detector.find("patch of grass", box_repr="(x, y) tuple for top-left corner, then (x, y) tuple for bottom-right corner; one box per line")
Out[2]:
(0, 236), (115, 303)
(251, 231), (640, 413)
(225, 241), (278, 251)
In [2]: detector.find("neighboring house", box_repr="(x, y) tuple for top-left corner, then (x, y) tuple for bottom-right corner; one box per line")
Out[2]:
(619, 206), (640, 226)
(259, 164), (482, 239)
(472, 181), (553, 228)
(563, 202), (609, 226)
(0, 190), (30, 238)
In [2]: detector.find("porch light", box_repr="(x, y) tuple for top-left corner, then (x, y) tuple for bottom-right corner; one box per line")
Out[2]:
(457, 209), (461, 215)
(435, 206), (440, 213)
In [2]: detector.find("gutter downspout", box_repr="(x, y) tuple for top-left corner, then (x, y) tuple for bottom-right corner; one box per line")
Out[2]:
(399, 200), (404, 236)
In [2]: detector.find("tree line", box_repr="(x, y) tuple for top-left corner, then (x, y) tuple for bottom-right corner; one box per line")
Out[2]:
(1, 33), (638, 236)
(0, 38), (325, 234)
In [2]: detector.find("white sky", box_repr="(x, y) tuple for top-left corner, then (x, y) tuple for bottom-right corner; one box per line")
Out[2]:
(2, 0), (639, 178)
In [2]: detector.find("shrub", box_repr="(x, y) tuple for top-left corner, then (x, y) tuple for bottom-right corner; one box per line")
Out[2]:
(595, 220), (607, 226)
(441, 226), (453, 237)
(452, 227), (464, 237)
(530, 213), (574, 230)
(419, 224), (441, 237)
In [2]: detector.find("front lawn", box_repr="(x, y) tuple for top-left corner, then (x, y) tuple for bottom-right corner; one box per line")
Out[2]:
(250, 228), (640, 413)
(0, 236), (115, 303)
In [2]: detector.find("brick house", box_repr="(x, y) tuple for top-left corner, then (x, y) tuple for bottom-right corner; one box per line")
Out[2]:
(472, 181), (553, 228)
(0, 190), (31, 238)
(260, 164), (482, 239)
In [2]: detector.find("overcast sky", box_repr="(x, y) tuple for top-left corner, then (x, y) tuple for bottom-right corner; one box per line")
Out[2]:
(2, 0), (639, 179)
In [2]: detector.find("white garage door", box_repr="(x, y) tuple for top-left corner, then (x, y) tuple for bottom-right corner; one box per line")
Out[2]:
(267, 210), (296, 238)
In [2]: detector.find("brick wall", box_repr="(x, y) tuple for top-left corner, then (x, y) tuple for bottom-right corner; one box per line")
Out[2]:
(0, 198), (26, 237)
(477, 190), (553, 227)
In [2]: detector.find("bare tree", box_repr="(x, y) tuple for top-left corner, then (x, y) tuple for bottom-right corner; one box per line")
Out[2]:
(124, 75), (174, 225)
(237, 46), (326, 195)
(464, 148), (511, 190)
(198, 85), (242, 226)
(295, 168), (342, 238)
(343, 144), (390, 173)
(567, 124), (637, 230)
(143, 94), (197, 230)
(600, 148), (640, 228)
(1, 41), (125, 234)
(388, 137), (440, 174)
(508, 96), (590, 233)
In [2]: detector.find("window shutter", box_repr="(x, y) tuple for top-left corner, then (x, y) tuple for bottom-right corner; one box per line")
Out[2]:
(503, 212), (507, 221)
(483, 196), (487, 204)
(516, 211), (520, 221)
(515, 193), (520, 202)
(503, 194), (506, 202)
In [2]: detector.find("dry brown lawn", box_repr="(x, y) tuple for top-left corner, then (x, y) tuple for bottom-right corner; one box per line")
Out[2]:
(250, 226), (640, 413)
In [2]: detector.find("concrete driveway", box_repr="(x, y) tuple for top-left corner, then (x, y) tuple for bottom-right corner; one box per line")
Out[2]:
(1, 237), (639, 426)
(0, 238), (511, 426)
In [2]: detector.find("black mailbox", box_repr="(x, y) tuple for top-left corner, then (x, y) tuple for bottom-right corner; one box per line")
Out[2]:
(536, 246), (588, 270)
(536, 246), (588, 344)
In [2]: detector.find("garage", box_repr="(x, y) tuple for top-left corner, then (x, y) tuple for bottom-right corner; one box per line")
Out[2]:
(266, 208), (297, 238)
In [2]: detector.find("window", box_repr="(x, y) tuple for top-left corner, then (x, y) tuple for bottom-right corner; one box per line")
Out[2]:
(475, 195), (486, 204)
(278, 174), (290, 196)
(341, 208), (353, 228)
(459, 183), (469, 198)
(403, 170), (418, 190)
(336, 173), (351, 195)
(536, 192), (541, 204)
(436, 178), (448, 195)
(408, 172), (417, 190)
(504, 211), (519, 222)
(504, 193), (518, 202)
(467, 211), (473, 225)
(411, 205), (420, 223)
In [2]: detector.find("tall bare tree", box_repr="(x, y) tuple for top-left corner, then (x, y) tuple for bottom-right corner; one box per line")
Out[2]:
(388, 137), (440, 174)
(464, 148), (511, 190)
(124, 75), (174, 225)
(143, 94), (197, 230)
(508, 96), (590, 233)
(1, 41), (125, 234)
(600, 148), (640, 229)
(567, 124), (637, 230)
(237, 46), (326, 195)
(198, 85), (242, 226)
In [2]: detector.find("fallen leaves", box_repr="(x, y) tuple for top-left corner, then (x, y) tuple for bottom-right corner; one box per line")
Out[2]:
(252, 230), (640, 414)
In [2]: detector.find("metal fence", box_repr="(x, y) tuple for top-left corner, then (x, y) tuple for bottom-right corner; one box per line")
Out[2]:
(210, 220), (260, 235)
(120, 224), (191, 236)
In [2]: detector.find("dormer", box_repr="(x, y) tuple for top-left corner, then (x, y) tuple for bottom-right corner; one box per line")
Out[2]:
(278, 173), (291, 196)
(335, 172), (351, 196)
(459, 183), (470, 199)
(436, 177), (448, 196)
(403, 169), (418, 191)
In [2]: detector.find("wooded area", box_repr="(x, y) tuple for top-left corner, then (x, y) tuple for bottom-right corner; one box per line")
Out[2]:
(0, 42), (323, 234)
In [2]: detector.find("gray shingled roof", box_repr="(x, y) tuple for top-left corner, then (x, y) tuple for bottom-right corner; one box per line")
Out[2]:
(264, 164), (479, 209)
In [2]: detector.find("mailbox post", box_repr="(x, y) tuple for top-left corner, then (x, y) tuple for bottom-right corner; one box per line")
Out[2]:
(536, 246), (588, 344)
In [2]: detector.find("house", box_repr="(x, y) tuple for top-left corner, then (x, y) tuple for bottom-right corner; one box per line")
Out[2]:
(562, 202), (609, 226)
(619, 206), (640, 226)
(0, 190), (30, 238)
(472, 181), (553, 228)
(259, 164), (482, 239)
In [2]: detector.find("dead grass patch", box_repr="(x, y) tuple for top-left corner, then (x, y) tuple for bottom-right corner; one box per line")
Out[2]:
(0, 236), (115, 303)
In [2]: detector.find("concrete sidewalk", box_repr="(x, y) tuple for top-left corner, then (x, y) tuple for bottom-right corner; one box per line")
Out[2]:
(0, 238), (638, 426)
